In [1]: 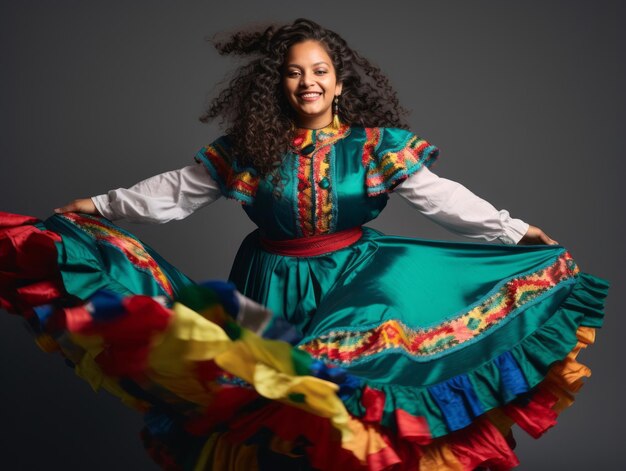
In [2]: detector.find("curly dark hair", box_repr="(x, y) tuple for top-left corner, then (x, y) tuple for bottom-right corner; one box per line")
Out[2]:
(200, 18), (409, 175)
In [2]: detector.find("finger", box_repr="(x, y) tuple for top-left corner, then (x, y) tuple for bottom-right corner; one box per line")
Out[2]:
(54, 205), (73, 213)
(541, 232), (559, 245)
(54, 201), (79, 213)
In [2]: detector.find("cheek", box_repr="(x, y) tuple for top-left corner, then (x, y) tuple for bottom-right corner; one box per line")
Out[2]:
(328, 75), (340, 94)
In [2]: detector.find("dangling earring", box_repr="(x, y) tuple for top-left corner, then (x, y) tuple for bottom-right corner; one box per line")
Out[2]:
(332, 95), (341, 129)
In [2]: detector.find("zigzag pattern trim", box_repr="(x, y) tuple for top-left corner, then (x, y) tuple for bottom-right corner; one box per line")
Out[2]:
(300, 252), (580, 364)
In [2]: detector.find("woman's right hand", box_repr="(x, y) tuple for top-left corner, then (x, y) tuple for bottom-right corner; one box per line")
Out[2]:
(518, 224), (559, 245)
(54, 198), (100, 215)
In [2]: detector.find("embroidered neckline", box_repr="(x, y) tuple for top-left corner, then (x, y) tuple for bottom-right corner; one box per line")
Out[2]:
(292, 123), (351, 152)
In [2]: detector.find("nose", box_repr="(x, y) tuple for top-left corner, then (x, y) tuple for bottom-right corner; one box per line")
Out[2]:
(299, 71), (315, 88)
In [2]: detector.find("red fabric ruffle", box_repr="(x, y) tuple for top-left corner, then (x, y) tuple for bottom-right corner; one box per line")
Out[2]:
(0, 212), (64, 315)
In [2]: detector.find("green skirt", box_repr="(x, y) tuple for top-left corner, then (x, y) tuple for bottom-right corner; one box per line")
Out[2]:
(0, 212), (609, 471)
(230, 227), (606, 438)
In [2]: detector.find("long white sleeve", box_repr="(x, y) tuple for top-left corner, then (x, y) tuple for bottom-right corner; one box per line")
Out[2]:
(91, 163), (221, 223)
(394, 166), (529, 244)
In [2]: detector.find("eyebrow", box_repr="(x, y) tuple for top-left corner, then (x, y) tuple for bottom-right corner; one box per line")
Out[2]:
(285, 61), (331, 68)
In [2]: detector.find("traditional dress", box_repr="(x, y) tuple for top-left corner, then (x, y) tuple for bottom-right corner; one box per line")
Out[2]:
(0, 124), (608, 470)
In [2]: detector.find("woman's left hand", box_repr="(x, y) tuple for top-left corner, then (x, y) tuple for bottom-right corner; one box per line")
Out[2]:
(518, 225), (559, 245)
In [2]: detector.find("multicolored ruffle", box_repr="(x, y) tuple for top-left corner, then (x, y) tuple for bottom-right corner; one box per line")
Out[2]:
(195, 136), (260, 206)
(364, 127), (440, 196)
(0, 212), (608, 470)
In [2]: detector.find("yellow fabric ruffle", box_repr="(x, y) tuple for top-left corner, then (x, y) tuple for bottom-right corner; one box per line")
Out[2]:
(64, 300), (353, 442)
(56, 297), (599, 471)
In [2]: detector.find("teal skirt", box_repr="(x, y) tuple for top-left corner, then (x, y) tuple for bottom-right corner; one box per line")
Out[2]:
(231, 227), (606, 438)
(0, 212), (609, 471)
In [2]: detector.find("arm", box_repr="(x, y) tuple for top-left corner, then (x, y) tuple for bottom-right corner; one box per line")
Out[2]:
(55, 163), (221, 223)
(394, 166), (555, 245)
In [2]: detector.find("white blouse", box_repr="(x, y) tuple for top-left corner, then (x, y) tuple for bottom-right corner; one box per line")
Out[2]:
(91, 163), (529, 244)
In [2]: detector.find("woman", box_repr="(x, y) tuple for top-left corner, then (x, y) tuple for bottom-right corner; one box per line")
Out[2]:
(1, 18), (608, 470)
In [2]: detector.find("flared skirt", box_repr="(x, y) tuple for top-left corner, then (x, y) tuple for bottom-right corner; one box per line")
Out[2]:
(0, 212), (609, 470)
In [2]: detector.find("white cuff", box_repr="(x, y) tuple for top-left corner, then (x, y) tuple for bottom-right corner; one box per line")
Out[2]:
(496, 213), (529, 245)
(91, 194), (115, 220)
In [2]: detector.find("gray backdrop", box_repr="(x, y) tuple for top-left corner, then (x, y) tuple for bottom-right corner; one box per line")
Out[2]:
(1, 0), (623, 469)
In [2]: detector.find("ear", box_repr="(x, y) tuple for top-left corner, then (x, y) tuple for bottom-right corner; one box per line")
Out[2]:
(335, 82), (343, 96)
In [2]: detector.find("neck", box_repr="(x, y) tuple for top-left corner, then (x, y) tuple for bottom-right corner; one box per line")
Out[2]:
(296, 117), (333, 130)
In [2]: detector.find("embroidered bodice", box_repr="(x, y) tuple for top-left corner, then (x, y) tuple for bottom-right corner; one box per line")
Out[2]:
(195, 124), (439, 240)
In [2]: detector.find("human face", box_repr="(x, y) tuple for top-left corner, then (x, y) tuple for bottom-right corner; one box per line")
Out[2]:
(282, 40), (343, 129)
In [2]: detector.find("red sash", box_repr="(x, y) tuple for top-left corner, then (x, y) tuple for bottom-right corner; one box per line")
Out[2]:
(260, 227), (363, 257)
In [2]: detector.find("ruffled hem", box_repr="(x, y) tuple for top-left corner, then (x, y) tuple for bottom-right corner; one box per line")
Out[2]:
(334, 272), (607, 439)
(0, 211), (608, 470)
(137, 322), (600, 471)
(135, 324), (600, 471)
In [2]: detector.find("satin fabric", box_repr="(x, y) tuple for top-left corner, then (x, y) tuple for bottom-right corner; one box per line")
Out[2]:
(42, 214), (193, 299)
(214, 124), (605, 438)
(244, 127), (390, 239)
(230, 228), (586, 386)
(229, 226), (606, 439)
(0, 210), (608, 470)
(197, 126), (433, 240)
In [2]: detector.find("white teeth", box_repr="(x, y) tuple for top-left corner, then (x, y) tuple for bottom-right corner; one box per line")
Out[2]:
(300, 93), (321, 98)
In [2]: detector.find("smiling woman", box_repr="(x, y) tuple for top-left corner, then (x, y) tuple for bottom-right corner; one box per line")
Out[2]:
(195, 19), (409, 179)
(1, 13), (613, 471)
(282, 40), (343, 129)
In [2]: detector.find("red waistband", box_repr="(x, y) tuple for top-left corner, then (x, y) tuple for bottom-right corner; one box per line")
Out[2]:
(260, 227), (363, 257)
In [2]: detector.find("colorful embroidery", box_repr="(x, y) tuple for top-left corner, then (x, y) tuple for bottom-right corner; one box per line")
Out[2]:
(292, 125), (347, 237)
(314, 146), (335, 234)
(292, 123), (350, 152)
(365, 130), (439, 196)
(300, 252), (579, 364)
(60, 213), (174, 298)
(295, 146), (336, 237)
(293, 129), (315, 150)
(362, 128), (381, 168)
(195, 139), (259, 206)
(296, 153), (314, 237)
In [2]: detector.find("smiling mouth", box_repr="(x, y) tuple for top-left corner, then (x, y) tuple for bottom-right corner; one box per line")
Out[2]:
(298, 92), (322, 101)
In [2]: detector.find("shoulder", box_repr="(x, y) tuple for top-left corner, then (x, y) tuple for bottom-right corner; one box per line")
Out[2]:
(194, 135), (259, 205)
(358, 126), (438, 160)
(360, 127), (420, 152)
(195, 135), (234, 165)
(359, 126), (440, 195)
(346, 126), (421, 156)
(196, 135), (258, 176)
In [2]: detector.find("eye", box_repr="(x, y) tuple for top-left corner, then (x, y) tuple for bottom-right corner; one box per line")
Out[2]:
(286, 70), (301, 78)
(315, 69), (328, 75)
